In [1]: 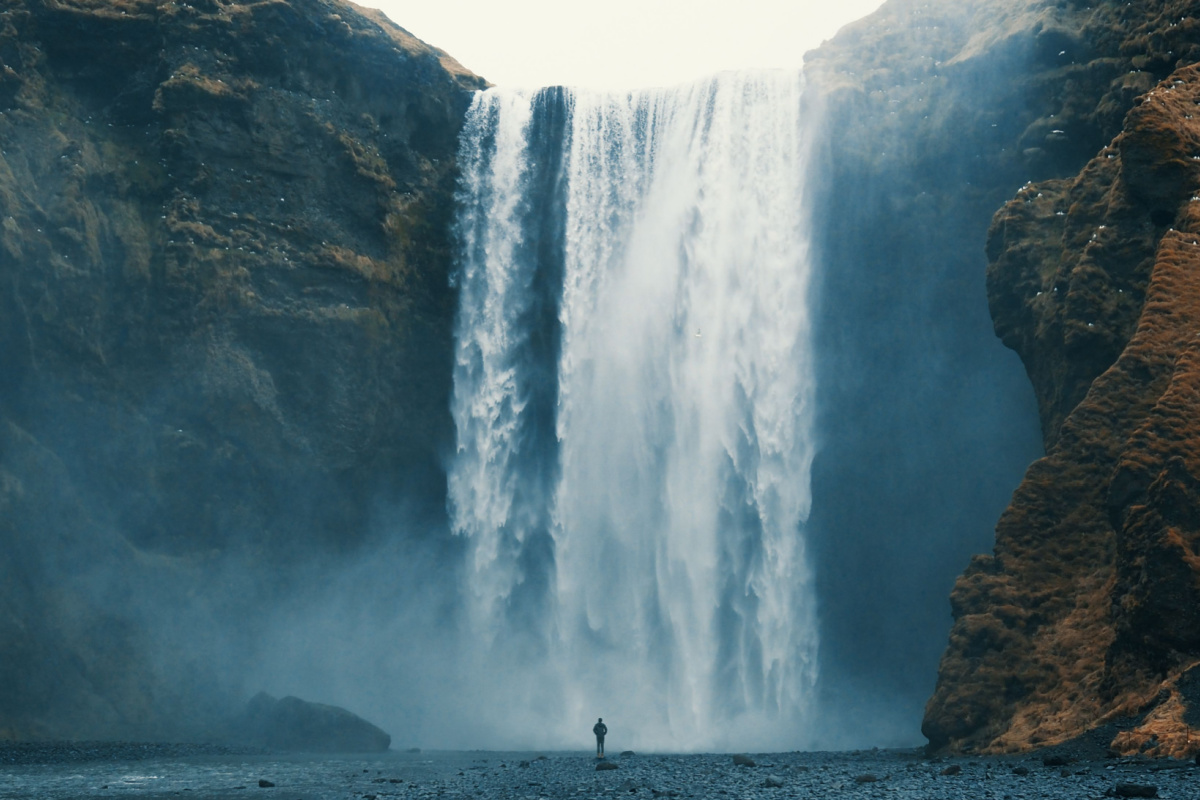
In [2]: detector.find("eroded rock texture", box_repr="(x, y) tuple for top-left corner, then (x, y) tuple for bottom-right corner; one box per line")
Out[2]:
(925, 61), (1200, 757)
(802, 0), (1200, 738)
(0, 0), (482, 739)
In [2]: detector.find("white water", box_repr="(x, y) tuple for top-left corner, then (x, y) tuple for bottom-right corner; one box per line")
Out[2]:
(450, 71), (818, 751)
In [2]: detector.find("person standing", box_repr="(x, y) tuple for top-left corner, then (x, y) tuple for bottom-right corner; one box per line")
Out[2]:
(593, 717), (608, 758)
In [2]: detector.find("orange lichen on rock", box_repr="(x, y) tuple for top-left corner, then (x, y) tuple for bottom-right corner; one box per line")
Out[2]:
(926, 63), (1200, 756)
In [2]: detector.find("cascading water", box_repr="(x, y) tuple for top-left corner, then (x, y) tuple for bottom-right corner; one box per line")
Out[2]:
(450, 71), (817, 751)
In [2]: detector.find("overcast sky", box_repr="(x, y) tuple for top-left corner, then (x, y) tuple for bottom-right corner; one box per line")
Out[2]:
(360, 0), (888, 90)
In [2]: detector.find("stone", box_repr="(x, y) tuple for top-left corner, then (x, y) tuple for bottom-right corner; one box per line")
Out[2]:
(1111, 785), (1158, 798)
(763, 775), (785, 788)
(1013, 766), (1029, 776)
(854, 774), (879, 783)
(732, 754), (756, 767)
(596, 761), (619, 771)
(258, 779), (274, 788)
(940, 764), (962, 776)
(237, 692), (391, 753)
(620, 750), (636, 756)
(923, 62), (1200, 761)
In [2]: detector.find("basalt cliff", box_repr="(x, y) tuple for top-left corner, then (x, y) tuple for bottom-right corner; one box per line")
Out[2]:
(922, 13), (1200, 758)
(0, 0), (481, 739)
(810, 0), (1200, 758)
(805, 0), (1200, 745)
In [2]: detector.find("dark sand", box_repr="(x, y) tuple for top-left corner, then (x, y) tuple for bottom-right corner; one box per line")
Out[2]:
(1, 743), (1196, 800)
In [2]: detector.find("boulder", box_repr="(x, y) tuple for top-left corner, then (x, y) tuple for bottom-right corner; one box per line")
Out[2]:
(236, 692), (391, 753)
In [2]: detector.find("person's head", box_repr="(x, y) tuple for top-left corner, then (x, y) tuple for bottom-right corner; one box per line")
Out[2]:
(598, 717), (603, 722)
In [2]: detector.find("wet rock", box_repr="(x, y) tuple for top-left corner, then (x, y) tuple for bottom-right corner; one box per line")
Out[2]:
(940, 764), (962, 776)
(732, 754), (756, 767)
(258, 778), (274, 788)
(1110, 785), (1158, 798)
(0, 0), (485, 743)
(620, 750), (636, 756)
(854, 774), (879, 783)
(596, 761), (619, 771)
(1043, 755), (1070, 767)
(618, 778), (638, 791)
(1013, 766), (1029, 775)
(237, 692), (391, 753)
(763, 774), (785, 788)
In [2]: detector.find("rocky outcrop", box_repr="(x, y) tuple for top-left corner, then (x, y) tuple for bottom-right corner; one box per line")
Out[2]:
(0, 0), (482, 740)
(800, 0), (1200, 738)
(235, 692), (391, 752)
(925, 56), (1200, 756)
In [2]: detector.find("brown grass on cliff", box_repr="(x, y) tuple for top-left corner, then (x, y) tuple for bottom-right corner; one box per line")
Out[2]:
(925, 63), (1200, 757)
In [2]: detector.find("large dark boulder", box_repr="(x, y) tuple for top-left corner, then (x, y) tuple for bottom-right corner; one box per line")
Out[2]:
(238, 692), (391, 753)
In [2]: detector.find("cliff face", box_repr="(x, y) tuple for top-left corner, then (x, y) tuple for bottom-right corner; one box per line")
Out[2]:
(803, 0), (1200, 748)
(0, 0), (482, 739)
(924, 3), (1200, 756)
(799, 0), (1196, 740)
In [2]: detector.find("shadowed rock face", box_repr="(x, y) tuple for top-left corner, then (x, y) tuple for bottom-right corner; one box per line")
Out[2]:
(800, 0), (1200, 742)
(0, 0), (482, 740)
(925, 58), (1200, 756)
(803, 0), (1200, 751)
(237, 692), (391, 752)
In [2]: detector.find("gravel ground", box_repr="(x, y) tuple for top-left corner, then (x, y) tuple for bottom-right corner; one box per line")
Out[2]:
(1, 745), (1197, 800)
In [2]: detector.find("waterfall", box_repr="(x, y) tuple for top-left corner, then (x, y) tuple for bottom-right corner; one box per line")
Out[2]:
(449, 71), (817, 751)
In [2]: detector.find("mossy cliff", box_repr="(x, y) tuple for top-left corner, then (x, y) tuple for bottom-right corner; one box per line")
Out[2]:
(829, 0), (1200, 756)
(805, 0), (1200, 749)
(927, 61), (1200, 756)
(0, 0), (481, 739)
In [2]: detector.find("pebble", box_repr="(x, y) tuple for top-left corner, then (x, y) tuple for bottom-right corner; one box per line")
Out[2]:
(0, 744), (1194, 800)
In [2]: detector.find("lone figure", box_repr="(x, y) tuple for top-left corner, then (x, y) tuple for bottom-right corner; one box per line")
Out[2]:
(593, 717), (607, 758)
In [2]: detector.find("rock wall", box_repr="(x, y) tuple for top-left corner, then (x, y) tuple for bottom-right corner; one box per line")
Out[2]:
(0, 0), (482, 740)
(805, 0), (1200, 748)
(923, 1), (1200, 756)
(800, 0), (1160, 741)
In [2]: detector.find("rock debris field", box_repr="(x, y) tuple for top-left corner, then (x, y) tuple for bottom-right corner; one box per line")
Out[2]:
(1, 744), (1198, 800)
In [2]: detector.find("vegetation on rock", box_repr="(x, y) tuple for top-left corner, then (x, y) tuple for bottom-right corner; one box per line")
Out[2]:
(0, 0), (481, 740)
(927, 57), (1200, 758)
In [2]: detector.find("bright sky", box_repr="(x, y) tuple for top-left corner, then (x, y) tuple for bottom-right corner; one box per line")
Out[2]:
(360, 0), (888, 90)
